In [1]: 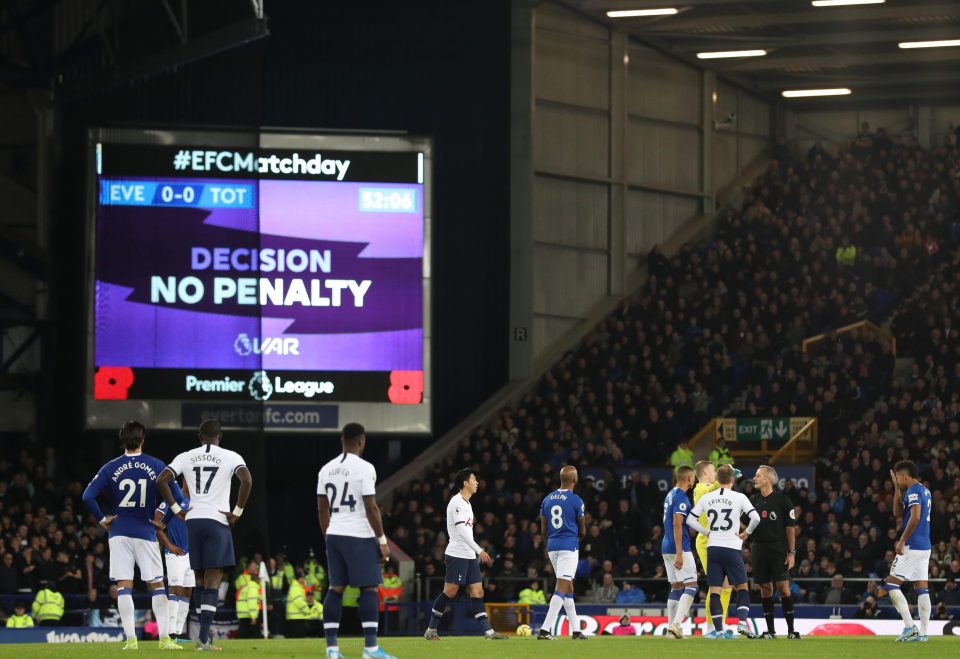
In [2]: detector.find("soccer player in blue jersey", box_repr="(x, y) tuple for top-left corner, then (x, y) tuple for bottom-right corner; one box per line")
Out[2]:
(82, 420), (185, 651)
(662, 465), (710, 639)
(537, 466), (587, 640)
(885, 460), (933, 642)
(155, 476), (194, 643)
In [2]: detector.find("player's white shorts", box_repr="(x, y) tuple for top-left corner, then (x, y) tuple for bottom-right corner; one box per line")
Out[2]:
(164, 552), (196, 588)
(891, 548), (931, 582)
(109, 536), (164, 582)
(548, 550), (579, 581)
(662, 552), (698, 584)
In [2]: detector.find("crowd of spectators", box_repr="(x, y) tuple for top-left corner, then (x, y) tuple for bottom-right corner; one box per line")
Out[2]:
(385, 125), (960, 608)
(3, 126), (960, 625)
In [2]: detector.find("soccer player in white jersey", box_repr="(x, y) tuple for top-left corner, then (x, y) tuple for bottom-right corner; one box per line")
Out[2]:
(317, 423), (395, 659)
(688, 464), (760, 639)
(158, 419), (252, 651)
(424, 468), (509, 640)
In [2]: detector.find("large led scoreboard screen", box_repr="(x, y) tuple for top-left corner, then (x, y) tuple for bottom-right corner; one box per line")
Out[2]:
(86, 129), (431, 432)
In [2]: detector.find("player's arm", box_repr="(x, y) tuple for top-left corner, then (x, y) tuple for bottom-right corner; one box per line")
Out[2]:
(157, 467), (181, 512)
(539, 515), (549, 546)
(742, 507), (761, 536)
(152, 510), (185, 556)
(577, 515), (586, 540)
(896, 500), (921, 554)
(361, 466), (390, 561)
(890, 470), (903, 517)
(317, 494), (331, 537)
(82, 469), (115, 530)
(685, 515), (709, 536)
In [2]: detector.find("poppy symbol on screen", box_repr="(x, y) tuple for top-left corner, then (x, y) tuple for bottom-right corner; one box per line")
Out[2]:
(388, 370), (423, 404)
(94, 367), (134, 400)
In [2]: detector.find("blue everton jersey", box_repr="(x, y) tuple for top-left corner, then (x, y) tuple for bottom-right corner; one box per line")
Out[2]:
(541, 489), (584, 552)
(82, 452), (167, 542)
(902, 482), (932, 550)
(158, 500), (189, 554)
(661, 486), (692, 554)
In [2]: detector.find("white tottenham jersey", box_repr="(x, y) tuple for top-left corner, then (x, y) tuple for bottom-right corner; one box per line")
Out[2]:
(445, 493), (482, 559)
(167, 443), (246, 526)
(317, 453), (377, 538)
(690, 487), (756, 550)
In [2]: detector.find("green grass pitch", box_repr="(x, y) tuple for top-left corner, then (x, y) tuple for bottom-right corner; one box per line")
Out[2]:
(0, 636), (955, 658)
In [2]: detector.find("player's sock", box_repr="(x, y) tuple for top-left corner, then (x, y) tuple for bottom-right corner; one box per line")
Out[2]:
(198, 587), (219, 644)
(177, 594), (190, 636)
(917, 588), (930, 636)
(886, 583), (915, 627)
(719, 587), (732, 620)
(151, 587), (169, 638)
(543, 593), (564, 631)
(167, 594), (182, 637)
(428, 592), (450, 629)
(708, 592), (723, 632)
(561, 594), (580, 634)
(735, 589), (750, 624)
(323, 588), (344, 647)
(667, 587), (682, 624)
(677, 585), (697, 624)
(359, 589), (379, 650)
(470, 597), (493, 634)
(781, 595), (795, 633)
(117, 587), (136, 640)
(761, 596), (775, 633)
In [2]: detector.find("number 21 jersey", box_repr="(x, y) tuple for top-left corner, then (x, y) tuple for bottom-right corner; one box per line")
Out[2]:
(317, 453), (377, 538)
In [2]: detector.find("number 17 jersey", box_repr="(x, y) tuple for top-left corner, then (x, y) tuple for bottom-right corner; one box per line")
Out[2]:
(317, 452), (377, 538)
(540, 489), (585, 552)
(167, 443), (247, 526)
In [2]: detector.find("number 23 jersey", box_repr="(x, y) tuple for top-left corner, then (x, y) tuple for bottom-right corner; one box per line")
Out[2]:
(317, 452), (377, 538)
(690, 487), (756, 550)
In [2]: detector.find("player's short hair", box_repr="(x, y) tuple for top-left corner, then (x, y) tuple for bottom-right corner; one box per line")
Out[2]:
(893, 459), (918, 479)
(454, 467), (475, 491)
(342, 422), (366, 443)
(198, 419), (222, 440)
(119, 420), (146, 450)
(694, 460), (714, 479)
(716, 464), (734, 485)
(675, 465), (694, 483)
(759, 464), (779, 484)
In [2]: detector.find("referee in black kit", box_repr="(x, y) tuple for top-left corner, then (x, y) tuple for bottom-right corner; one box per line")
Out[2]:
(749, 465), (801, 639)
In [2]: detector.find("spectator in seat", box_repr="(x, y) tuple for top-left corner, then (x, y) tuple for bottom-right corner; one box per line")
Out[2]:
(518, 580), (546, 605)
(0, 553), (18, 593)
(6, 601), (33, 628)
(708, 437), (735, 466)
(614, 582), (646, 605)
(669, 439), (694, 472)
(596, 573), (619, 604)
(822, 574), (855, 605)
(853, 595), (879, 619)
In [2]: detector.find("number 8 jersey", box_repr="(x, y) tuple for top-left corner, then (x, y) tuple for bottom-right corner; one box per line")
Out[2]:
(540, 488), (585, 552)
(168, 443), (247, 526)
(317, 452), (377, 538)
(690, 487), (756, 550)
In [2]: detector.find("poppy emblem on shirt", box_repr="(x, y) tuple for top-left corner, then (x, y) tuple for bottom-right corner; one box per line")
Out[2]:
(762, 511), (768, 518)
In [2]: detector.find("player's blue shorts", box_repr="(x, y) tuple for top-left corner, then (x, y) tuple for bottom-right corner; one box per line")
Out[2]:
(706, 546), (747, 587)
(186, 518), (235, 570)
(444, 554), (482, 586)
(326, 535), (382, 588)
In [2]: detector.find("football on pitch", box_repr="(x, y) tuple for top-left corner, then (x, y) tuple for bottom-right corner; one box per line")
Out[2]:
(516, 624), (532, 636)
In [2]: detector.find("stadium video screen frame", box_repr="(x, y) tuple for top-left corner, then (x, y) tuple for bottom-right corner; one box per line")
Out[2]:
(85, 127), (432, 433)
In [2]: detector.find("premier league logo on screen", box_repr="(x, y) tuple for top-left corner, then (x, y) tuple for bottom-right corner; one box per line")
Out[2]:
(248, 370), (273, 401)
(234, 333), (254, 356)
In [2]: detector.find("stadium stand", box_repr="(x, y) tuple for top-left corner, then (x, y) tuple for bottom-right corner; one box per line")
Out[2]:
(384, 127), (960, 606)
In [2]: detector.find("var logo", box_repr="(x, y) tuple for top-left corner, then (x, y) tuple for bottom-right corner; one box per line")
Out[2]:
(234, 333), (300, 356)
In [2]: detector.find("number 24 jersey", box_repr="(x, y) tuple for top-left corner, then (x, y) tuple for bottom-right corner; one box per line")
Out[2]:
(317, 452), (377, 538)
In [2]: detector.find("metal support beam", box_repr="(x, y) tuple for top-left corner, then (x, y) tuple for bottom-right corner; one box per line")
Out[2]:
(754, 70), (960, 90)
(666, 27), (960, 53)
(718, 48), (960, 72)
(509, 0), (535, 378)
(633, 3), (960, 32)
(609, 29), (626, 296)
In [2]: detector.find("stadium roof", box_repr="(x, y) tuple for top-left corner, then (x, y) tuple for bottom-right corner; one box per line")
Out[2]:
(566, 0), (960, 106)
